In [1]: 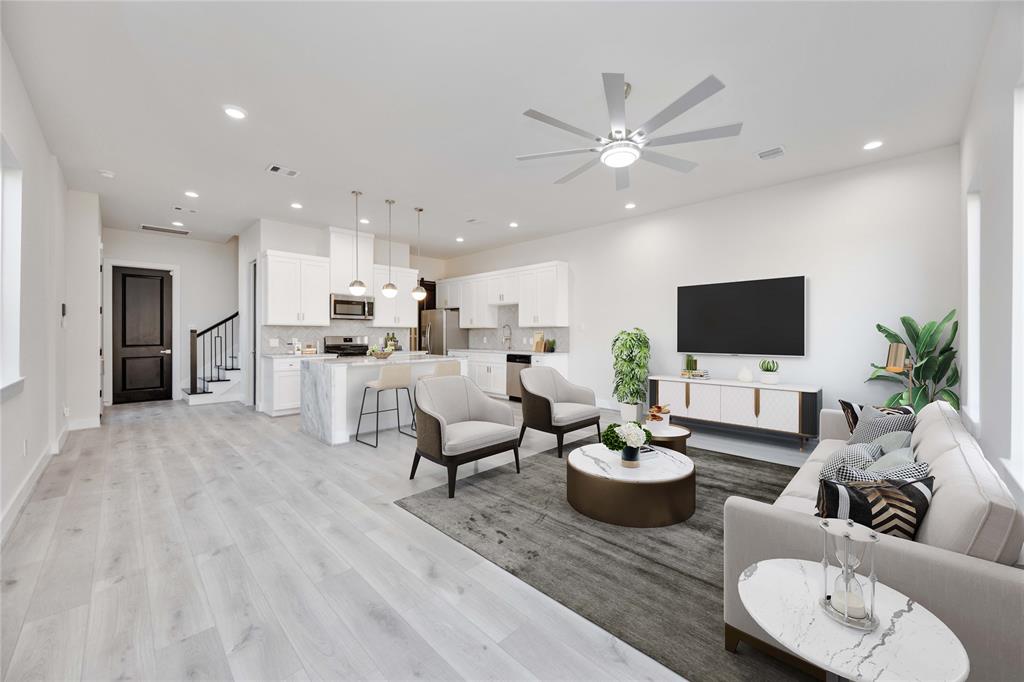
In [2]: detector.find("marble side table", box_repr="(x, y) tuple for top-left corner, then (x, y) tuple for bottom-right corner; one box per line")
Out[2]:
(738, 558), (969, 682)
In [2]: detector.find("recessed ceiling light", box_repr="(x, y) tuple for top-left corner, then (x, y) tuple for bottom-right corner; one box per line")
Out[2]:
(290, 202), (303, 209)
(508, 222), (518, 228)
(456, 237), (465, 243)
(97, 169), (116, 179)
(359, 218), (370, 224)
(184, 191), (199, 198)
(171, 221), (184, 227)
(624, 202), (636, 209)
(223, 105), (248, 120)
(863, 140), (883, 150)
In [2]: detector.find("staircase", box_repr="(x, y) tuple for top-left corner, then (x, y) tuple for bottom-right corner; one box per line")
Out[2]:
(182, 312), (243, 406)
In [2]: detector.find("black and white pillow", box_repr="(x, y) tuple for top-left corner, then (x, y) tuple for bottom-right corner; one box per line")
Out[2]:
(816, 477), (934, 540)
(819, 443), (883, 480)
(835, 461), (930, 483)
(848, 407), (917, 444)
(838, 399), (915, 433)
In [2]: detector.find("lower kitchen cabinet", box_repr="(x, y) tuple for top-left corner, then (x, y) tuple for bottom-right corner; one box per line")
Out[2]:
(262, 356), (302, 416)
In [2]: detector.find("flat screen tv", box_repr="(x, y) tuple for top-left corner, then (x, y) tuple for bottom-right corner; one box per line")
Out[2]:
(676, 276), (805, 356)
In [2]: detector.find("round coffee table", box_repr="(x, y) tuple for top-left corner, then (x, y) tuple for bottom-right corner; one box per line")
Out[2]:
(644, 420), (691, 453)
(566, 443), (696, 527)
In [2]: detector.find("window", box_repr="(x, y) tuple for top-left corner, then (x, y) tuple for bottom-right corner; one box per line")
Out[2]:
(1011, 86), (1024, 482)
(965, 192), (981, 426)
(1, 138), (23, 395)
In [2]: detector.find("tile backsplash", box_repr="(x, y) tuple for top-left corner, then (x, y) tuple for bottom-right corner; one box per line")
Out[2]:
(263, 320), (413, 354)
(468, 305), (570, 352)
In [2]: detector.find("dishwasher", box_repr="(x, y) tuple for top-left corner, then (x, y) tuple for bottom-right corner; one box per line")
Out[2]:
(505, 354), (532, 401)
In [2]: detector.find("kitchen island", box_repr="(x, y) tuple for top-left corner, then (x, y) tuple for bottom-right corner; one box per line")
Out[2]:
(300, 353), (467, 445)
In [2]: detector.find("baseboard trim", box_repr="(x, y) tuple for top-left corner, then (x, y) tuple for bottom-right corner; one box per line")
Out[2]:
(1, 444), (54, 545)
(67, 416), (101, 431)
(724, 623), (825, 680)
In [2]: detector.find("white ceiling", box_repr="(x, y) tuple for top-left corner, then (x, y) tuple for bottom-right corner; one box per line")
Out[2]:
(2, 2), (995, 257)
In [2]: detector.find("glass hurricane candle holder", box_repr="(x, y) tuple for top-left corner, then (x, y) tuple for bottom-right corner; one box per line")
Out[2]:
(819, 519), (880, 631)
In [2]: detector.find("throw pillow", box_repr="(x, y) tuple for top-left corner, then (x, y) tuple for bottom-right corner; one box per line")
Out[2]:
(835, 461), (930, 483)
(819, 443), (883, 480)
(838, 399), (915, 432)
(867, 446), (916, 471)
(816, 477), (934, 540)
(847, 407), (916, 445)
(871, 430), (913, 453)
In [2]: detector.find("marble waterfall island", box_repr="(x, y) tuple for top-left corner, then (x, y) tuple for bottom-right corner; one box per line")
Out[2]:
(300, 354), (467, 445)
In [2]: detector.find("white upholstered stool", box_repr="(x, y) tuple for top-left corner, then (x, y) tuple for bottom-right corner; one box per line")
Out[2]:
(356, 364), (416, 447)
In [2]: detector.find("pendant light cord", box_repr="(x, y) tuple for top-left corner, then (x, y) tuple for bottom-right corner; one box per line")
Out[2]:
(415, 207), (423, 257)
(351, 190), (361, 276)
(385, 199), (395, 280)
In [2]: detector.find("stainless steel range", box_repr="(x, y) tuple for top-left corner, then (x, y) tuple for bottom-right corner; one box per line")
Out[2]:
(323, 335), (369, 357)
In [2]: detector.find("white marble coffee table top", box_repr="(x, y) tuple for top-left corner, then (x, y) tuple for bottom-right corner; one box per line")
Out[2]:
(567, 444), (694, 483)
(643, 420), (691, 438)
(738, 558), (969, 682)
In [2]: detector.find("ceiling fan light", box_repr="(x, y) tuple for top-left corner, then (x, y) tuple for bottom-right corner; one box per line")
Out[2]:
(411, 286), (427, 301)
(381, 282), (398, 298)
(600, 141), (641, 168)
(348, 279), (367, 297)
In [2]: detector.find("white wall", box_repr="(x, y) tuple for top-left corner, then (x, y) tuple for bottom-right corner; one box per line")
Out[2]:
(959, 2), (1024, 500)
(101, 228), (238, 398)
(411, 254), (446, 281)
(444, 146), (962, 413)
(1, 37), (68, 536)
(64, 190), (101, 429)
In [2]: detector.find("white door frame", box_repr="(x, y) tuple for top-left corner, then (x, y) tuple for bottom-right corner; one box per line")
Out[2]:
(102, 258), (182, 404)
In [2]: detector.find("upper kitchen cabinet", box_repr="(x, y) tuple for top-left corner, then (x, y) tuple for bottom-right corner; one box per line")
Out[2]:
(263, 250), (331, 326)
(518, 262), (569, 327)
(486, 273), (519, 305)
(437, 261), (569, 329)
(459, 278), (498, 328)
(329, 227), (374, 294)
(436, 279), (461, 309)
(371, 265), (420, 328)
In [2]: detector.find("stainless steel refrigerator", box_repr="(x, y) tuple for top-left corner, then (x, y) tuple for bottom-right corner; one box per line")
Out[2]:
(420, 308), (468, 355)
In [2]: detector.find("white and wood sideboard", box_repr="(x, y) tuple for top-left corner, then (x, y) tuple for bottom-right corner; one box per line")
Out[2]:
(648, 375), (822, 447)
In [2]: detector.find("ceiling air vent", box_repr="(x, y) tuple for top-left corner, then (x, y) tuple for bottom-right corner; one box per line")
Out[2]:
(172, 205), (199, 214)
(757, 146), (786, 161)
(265, 163), (300, 177)
(140, 224), (190, 237)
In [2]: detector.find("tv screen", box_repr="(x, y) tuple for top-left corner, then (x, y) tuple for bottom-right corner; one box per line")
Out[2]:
(676, 276), (805, 356)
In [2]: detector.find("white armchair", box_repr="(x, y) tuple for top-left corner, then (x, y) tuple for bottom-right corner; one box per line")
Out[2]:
(518, 366), (601, 457)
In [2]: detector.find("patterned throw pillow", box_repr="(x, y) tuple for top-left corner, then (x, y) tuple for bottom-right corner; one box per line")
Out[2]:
(867, 446), (915, 471)
(871, 430), (912, 454)
(819, 443), (883, 480)
(835, 461), (930, 482)
(816, 477), (934, 540)
(838, 399), (915, 432)
(848, 407), (916, 444)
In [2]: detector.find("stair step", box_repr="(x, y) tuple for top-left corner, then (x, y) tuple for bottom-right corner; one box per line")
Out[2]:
(182, 387), (213, 396)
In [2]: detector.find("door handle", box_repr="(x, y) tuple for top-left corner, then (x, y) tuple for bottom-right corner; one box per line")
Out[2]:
(160, 349), (172, 355)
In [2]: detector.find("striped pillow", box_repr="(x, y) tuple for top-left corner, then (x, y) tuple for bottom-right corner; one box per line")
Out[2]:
(816, 477), (934, 540)
(848, 408), (917, 444)
(838, 399), (915, 432)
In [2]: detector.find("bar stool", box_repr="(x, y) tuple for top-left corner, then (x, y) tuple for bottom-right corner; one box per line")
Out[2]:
(355, 364), (416, 447)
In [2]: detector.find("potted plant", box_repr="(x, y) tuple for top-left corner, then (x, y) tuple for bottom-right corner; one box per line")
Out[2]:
(612, 328), (650, 422)
(759, 359), (780, 384)
(602, 421), (653, 468)
(866, 309), (960, 411)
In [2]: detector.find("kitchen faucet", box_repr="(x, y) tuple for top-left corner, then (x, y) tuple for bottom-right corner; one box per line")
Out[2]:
(502, 324), (512, 350)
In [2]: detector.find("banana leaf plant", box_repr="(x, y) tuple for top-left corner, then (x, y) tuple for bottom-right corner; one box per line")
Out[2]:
(612, 328), (651, 405)
(866, 309), (960, 412)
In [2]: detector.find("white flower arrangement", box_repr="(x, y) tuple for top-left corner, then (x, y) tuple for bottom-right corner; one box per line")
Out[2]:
(618, 422), (646, 448)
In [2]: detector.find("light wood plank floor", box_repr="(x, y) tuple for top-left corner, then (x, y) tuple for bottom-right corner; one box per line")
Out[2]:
(2, 400), (684, 681)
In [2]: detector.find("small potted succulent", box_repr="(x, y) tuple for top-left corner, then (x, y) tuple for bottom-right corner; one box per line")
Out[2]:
(759, 359), (780, 384)
(602, 421), (653, 468)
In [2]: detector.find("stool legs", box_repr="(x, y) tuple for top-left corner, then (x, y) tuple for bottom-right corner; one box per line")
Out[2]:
(356, 386), (417, 446)
(397, 387), (416, 439)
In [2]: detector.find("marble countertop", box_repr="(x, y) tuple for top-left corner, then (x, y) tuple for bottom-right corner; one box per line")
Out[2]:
(308, 354), (457, 369)
(738, 558), (969, 682)
(447, 348), (568, 355)
(262, 353), (337, 359)
(567, 443), (694, 483)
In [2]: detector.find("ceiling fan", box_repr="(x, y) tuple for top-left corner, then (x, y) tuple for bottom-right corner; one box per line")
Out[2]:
(516, 73), (742, 190)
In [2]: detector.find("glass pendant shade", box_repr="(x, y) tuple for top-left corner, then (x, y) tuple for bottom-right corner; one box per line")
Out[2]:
(411, 285), (427, 301)
(381, 282), (398, 298)
(348, 279), (367, 297)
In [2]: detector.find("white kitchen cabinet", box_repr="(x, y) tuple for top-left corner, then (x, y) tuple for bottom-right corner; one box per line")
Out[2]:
(371, 265), (420, 328)
(530, 353), (569, 380)
(263, 250), (331, 326)
(262, 356), (302, 416)
(757, 388), (800, 432)
(721, 386), (758, 427)
(486, 273), (519, 305)
(468, 356), (506, 395)
(329, 227), (374, 294)
(459, 278), (497, 328)
(518, 263), (569, 327)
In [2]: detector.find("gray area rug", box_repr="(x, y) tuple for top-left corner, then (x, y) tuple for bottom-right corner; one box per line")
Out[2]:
(396, 436), (810, 681)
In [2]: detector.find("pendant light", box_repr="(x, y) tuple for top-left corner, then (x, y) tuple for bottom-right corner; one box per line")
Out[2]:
(411, 207), (427, 301)
(381, 199), (398, 298)
(348, 190), (367, 296)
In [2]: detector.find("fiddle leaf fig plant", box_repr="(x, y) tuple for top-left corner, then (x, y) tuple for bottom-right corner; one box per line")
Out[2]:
(866, 309), (960, 412)
(612, 328), (650, 405)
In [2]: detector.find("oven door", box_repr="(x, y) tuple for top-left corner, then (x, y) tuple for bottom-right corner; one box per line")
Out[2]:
(331, 295), (373, 320)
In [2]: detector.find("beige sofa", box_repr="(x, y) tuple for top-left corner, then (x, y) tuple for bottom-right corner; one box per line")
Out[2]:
(724, 401), (1024, 681)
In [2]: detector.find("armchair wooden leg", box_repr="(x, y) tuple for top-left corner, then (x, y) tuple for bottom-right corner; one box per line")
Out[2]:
(446, 464), (458, 499)
(556, 433), (564, 458)
(512, 445), (521, 473)
(409, 452), (421, 480)
(518, 424), (527, 446)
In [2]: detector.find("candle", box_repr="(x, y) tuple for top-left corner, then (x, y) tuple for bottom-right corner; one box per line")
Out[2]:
(831, 590), (866, 619)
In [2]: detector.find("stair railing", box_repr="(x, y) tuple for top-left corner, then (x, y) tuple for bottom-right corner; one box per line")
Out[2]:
(189, 312), (239, 395)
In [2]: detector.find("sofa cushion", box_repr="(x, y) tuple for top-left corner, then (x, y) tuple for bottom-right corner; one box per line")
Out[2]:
(819, 443), (882, 480)
(848, 407), (916, 444)
(867, 446), (915, 471)
(872, 430), (913, 453)
(773, 494), (817, 515)
(551, 402), (600, 426)
(816, 477), (934, 540)
(807, 439), (847, 464)
(780, 458), (826, 500)
(443, 420), (518, 456)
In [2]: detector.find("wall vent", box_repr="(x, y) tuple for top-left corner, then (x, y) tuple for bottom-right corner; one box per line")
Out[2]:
(140, 224), (191, 236)
(757, 146), (786, 161)
(265, 163), (300, 177)
(172, 205), (199, 214)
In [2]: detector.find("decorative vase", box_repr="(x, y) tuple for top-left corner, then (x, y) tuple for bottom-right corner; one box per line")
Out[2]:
(761, 372), (780, 384)
(737, 367), (753, 382)
(619, 403), (643, 422)
(621, 445), (640, 468)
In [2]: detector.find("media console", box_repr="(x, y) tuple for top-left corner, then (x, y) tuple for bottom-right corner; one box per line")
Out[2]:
(648, 375), (822, 448)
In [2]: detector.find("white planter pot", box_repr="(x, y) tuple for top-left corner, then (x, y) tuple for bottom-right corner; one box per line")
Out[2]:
(619, 403), (644, 423)
(760, 372), (780, 384)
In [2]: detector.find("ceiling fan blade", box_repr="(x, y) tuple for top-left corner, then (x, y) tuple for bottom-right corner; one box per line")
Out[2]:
(523, 109), (605, 143)
(615, 167), (630, 191)
(641, 151), (698, 174)
(602, 72), (627, 139)
(554, 158), (601, 184)
(516, 148), (598, 161)
(645, 122), (743, 148)
(634, 75), (725, 138)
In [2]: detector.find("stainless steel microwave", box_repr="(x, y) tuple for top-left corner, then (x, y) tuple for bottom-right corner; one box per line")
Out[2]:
(330, 294), (374, 320)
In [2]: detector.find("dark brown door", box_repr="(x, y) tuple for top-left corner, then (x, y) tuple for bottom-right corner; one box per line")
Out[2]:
(112, 266), (172, 404)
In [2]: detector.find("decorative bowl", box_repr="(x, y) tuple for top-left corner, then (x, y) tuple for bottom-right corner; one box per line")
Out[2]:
(370, 351), (393, 360)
